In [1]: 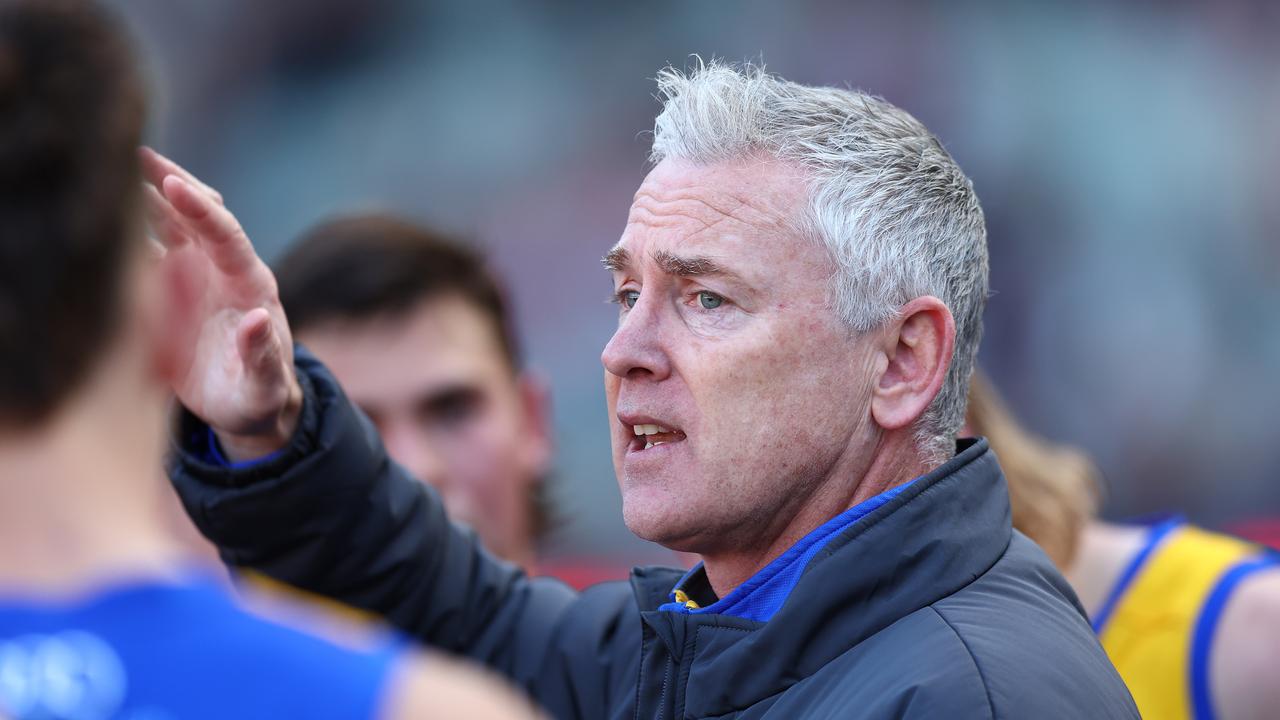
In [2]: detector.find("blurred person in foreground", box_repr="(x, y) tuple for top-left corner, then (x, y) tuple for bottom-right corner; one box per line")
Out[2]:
(969, 372), (1280, 720)
(160, 63), (1138, 717)
(0, 2), (536, 718)
(274, 218), (555, 571)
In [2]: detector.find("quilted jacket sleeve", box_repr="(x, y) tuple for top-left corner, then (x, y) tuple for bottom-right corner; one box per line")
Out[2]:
(167, 347), (605, 701)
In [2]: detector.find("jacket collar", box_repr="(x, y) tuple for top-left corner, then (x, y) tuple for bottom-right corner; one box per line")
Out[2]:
(657, 478), (919, 621)
(632, 438), (1012, 717)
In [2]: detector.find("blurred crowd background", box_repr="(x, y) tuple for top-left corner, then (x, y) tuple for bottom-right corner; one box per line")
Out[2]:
(105, 0), (1279, 560)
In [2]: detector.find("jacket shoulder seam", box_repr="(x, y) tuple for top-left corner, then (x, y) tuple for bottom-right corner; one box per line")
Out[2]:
(928, 605), (997, 720)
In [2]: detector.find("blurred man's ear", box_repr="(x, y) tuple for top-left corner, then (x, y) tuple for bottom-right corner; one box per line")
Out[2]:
(515, 371), (554, 482)
(870, 296), (955, 432)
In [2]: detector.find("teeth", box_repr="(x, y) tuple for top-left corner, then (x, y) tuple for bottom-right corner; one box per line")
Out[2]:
(652, 441), (666, 446)
(631, 423), (673, 436)
(644, 441), (653, 450)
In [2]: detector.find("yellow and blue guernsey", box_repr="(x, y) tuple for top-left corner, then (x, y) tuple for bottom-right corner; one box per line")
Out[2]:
(1092, 517), (1279, 720)
(0, 569), (405, 719)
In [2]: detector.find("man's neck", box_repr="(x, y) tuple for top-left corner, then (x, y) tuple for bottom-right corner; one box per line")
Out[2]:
(700, 432), (934, 599)
(0, 375), (184, 598)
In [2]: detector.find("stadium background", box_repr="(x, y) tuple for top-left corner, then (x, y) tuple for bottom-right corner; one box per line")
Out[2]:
(107, 0), (1280, 560)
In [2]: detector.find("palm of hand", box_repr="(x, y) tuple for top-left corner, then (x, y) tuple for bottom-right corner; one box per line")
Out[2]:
(141, 148), (300, 452)
(177, 255), (292, 435)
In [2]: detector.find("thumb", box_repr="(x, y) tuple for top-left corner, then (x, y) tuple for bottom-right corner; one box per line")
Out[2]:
(236, 308), (287, 400)
(219, 307), (301, 460)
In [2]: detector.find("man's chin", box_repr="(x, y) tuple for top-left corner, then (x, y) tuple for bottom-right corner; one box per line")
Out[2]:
(621, 501), (706, 552)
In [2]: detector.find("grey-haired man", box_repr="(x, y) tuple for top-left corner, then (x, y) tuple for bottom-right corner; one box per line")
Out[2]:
(162, 63), (1138, 718)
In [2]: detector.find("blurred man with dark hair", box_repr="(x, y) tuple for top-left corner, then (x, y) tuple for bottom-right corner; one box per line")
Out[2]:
(0, 2), (535, 718)
(275, 217), (552, 568)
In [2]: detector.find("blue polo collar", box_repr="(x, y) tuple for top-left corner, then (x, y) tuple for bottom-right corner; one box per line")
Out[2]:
(660, 478), (917, 623)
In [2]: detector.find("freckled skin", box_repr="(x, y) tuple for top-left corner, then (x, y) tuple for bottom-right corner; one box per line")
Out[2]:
(602, 156), (890, 590)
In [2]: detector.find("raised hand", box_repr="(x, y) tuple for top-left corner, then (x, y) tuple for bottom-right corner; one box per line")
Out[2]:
(140, 147), (302, 461)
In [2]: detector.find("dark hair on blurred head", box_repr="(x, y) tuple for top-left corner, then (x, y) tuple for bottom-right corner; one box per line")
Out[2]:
(0, 0), (146, 426)
(276, 215), (553, 541)
(276, 215), (521, 371)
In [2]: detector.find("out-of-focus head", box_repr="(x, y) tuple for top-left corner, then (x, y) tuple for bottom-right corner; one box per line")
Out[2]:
(276, 216), (552, 565)
(964, 371), (1101, 569)
(0, 0), (147, 430)
(602, 62), (988, 551)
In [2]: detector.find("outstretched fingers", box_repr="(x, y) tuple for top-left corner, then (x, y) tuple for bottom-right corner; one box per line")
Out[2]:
(138, 146), (224, 206)
(142, 183), (192, 249)
(140, 149), (267, 285)
(161, 174), (259, 278)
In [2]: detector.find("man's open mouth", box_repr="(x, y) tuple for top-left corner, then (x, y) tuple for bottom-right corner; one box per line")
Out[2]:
(629, 423), (687, 452)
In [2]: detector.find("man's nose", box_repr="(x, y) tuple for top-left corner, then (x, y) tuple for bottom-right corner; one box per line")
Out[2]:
(382, 420), (446, 489)
(601, 294), (672, 381)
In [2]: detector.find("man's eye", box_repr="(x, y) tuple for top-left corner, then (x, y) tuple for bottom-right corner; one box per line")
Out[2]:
(617, 290), (640, 309)
(697, 291), (724, 310)
(418, 389), (482, 429)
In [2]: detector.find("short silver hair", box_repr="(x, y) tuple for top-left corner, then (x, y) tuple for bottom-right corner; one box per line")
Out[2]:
(650, 61), (988, 461)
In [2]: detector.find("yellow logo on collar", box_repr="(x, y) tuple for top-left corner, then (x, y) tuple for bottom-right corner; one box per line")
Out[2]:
(670, 586), (701, 607)
(673, 589), (700, 610)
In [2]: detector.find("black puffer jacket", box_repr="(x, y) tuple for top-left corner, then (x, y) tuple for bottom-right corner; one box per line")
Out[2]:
(170, 350), (1138, 719)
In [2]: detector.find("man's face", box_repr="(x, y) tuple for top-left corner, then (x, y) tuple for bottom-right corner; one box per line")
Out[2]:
(603, 157), (881, 554)
(299, 296), (549, 565)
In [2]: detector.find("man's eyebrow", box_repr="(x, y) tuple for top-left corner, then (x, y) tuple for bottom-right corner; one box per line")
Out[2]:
(652, 249), (729, 277)
(602, 247), (630, 272)
(602, 246), (736, 279)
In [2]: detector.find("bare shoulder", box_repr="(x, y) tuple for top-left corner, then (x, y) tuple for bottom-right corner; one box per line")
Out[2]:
(1210, 564), (1280, 720)
(380, 649), (544, 720)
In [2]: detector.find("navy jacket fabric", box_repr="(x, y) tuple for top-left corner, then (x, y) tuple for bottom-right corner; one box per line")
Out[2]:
(170, 350), (1138, 719)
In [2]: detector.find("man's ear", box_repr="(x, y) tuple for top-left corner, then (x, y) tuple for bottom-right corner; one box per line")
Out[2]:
(515, 371), (554, 482)
(870, 296), (955, 431)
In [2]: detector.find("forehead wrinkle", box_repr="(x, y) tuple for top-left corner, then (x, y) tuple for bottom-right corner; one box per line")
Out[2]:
(625, 205), (732, 239)
(630, 184), (786, 233)
(623, 197), (781, 257)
